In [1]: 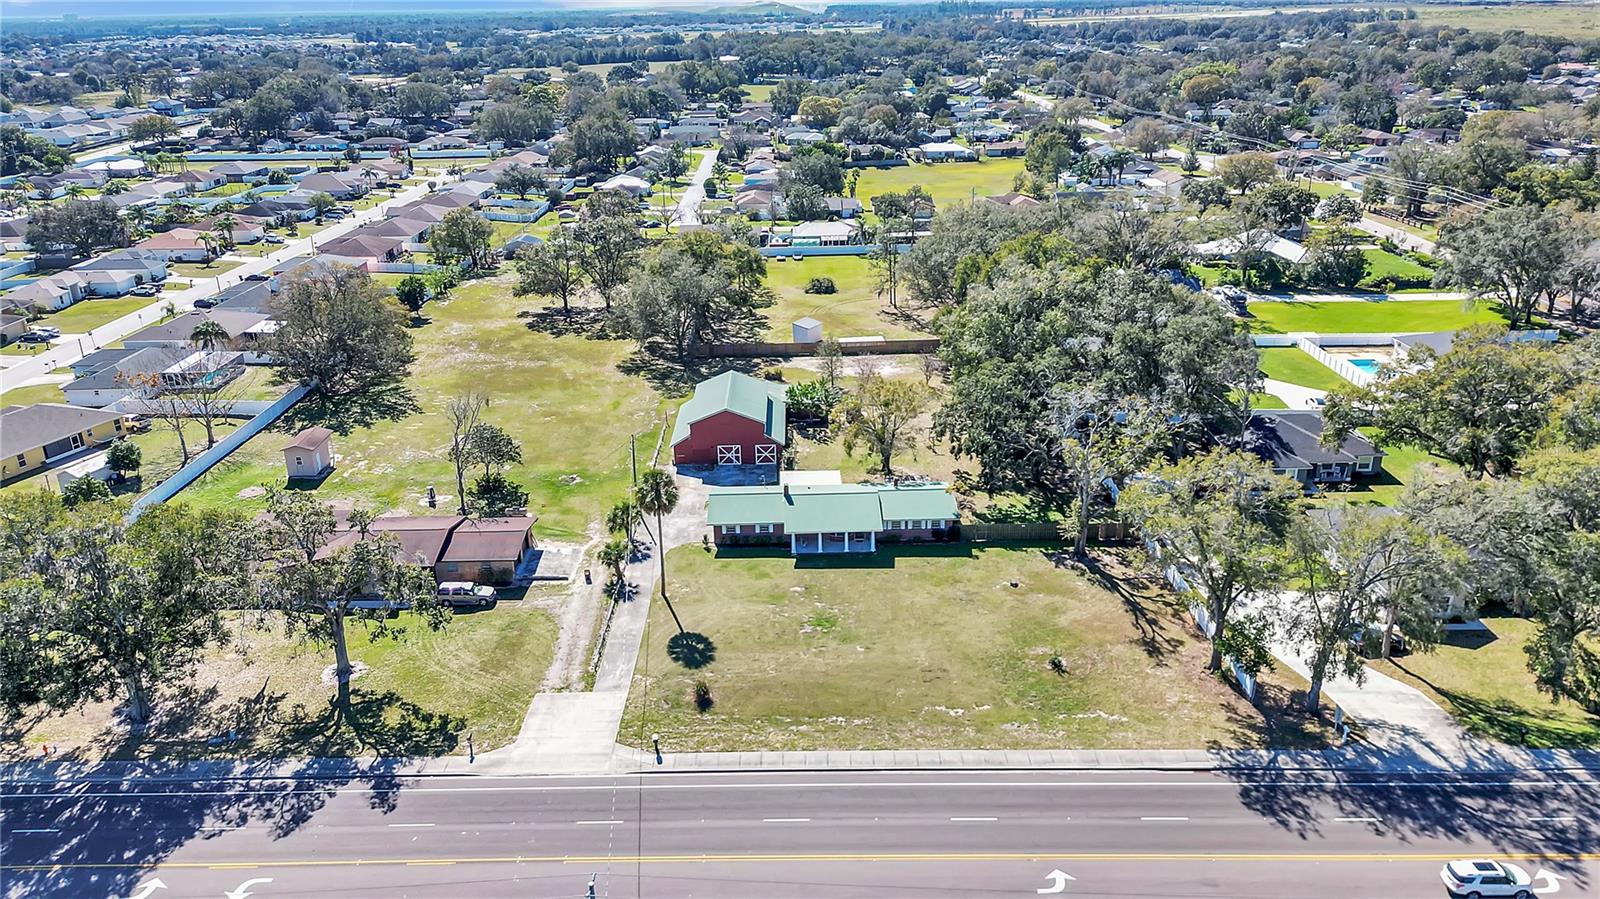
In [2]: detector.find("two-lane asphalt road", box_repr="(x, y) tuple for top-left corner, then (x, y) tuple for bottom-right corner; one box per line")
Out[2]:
(3, 769), (1595, 898)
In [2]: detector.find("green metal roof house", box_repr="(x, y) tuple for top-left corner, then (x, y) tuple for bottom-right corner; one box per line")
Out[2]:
(671, 370), (788, 466)
(706, 479), (960, 554)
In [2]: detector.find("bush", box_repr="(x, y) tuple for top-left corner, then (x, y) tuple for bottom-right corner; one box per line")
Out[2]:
(804, 276), (837, 294)
(693, 679), (714, 712)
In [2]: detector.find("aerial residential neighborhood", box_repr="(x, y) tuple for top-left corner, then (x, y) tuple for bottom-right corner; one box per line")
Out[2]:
(1, 1), (1599, 897)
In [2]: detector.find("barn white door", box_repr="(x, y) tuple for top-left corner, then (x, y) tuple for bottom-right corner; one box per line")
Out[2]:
(754, 444), (778, 465)
(716, 445), (742, 465)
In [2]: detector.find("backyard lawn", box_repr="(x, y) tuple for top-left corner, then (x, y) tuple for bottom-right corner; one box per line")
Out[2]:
(1359, 249), (1433, 288)
(1372, 616), (1600, 748)
(1257, 347), (1349, 392)
(2, 606), (558, 761)
(621, 544), (1327, 752)
(167, 277), (673, 541)
(0, 380), (65, 407)
(1246, 299), (1508, 334)
(1308, 440), (1454, 508)
(762, 255), (931, 340)
(854, 158), (1026, 223)
(33, 296), (158, 333)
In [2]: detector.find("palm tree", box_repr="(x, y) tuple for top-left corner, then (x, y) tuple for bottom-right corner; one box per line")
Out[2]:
(598, 536), (631, 598)
(0, 188), (25, 211)
(213, 213), (236, 250)
(122, 205), (151, 238)
(198, 231), (222, 265)
(633, 467), (684, 633)
(65, 183), (85, 200)
(103, 179), (129, 197)
(190, 319), (231, 352)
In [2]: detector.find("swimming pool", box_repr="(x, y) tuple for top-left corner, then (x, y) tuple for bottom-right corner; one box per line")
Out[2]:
(1348, 358), (1381, 374)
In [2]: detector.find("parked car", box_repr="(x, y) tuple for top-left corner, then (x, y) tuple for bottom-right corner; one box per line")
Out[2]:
(123, 414), (151, 433)
(436, 581), (496, 609)
(1305, 396), (1327, 408)
(244, 273), (270, 282)
(1439, 859), (1533, 898)
(1349, 623), (1407, 658)
(130, 284), (160, 296)
(193, 297), (216, 309)
(264, 235), (286, 244)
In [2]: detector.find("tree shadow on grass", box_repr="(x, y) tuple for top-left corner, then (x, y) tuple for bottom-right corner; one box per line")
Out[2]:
(519, 305), (612, 340)
(1390, 662), (1600, 750)
(617, 350), (767, 396)
(275, 384), (420, 437)
(667, 631), (717, 670)
(1070, 550), (1183, 664)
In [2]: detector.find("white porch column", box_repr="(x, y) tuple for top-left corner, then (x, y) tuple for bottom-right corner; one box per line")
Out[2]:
(869, 531), (876, 552)
(790, 533), (796, 555)
(843, 531), (850, 552)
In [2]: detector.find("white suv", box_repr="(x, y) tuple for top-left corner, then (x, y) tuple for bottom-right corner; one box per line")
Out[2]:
(1440, 859), (1533, 898)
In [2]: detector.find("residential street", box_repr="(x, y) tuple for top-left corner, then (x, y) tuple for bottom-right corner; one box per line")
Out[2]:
(0, 179), (442, 390)
(3, 769), (1595, 897)
(668, 148), (719, 229)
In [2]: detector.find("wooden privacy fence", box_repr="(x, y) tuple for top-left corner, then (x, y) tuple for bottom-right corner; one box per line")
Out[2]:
(692, 338), (940, 358)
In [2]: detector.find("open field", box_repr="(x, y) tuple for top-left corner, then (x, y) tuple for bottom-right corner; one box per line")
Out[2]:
(1373, 616), (1600, 748)
(1246, 299), (1509, 334)
(165, 276), (673, 541)
(622, 544), (1328, 752)
(740, 83), (775, 103)
(761, 254), (930, 340)
(30, 296), (157, 334)
(854, 158), (1027, 223)
(1257, 346), (1349, 391)
(1410, 3), (1600, 39)
(1, 607), (558, 761)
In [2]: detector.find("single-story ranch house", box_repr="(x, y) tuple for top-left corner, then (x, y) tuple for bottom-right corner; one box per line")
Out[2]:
(1231, 410), (1385, 488)
(671, 370), (787, 467)
(0, 403), (127, 484)
(707, 473), (960, 554)
(318, 513), (539, 587)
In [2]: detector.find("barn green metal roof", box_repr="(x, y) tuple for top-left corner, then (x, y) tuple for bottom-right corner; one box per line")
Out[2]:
(669, 370), (788, 447)
(706, 482), (958, 533)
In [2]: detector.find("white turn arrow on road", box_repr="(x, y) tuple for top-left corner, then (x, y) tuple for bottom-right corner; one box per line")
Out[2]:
(1534, 868), (1562, 894)
(120, 879), (166, 899)
(1037, 868), (1076, 894)
(224, 877), (274, 899)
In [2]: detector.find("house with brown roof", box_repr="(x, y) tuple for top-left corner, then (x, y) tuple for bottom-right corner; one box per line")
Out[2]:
(319, 514), (539, 587)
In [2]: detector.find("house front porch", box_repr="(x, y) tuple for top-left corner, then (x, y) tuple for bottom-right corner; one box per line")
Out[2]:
(791, 531), (877, 555)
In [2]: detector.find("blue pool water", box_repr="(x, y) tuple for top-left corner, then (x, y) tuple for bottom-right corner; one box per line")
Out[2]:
(1348, 358), (1381, 374)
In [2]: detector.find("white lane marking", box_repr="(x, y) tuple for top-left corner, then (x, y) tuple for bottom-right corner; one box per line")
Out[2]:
(575, 820), (625, 825)
(11, 829), (58, 834)
(1335, 816), (1379, 823)
(762, 817), (811, 823)
(1140, 816), (1189, 821)
(6, 778), (1589, 800)
(1531, 816), (1577, 822)
(387, 823), (435, 828)
(950, 816), (998, 822)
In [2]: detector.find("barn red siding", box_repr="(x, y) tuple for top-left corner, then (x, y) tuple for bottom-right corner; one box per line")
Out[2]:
(673, 410), (780, 465)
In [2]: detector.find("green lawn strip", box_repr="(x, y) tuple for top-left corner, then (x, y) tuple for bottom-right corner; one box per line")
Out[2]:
(31, 296), (158, 333)
(2, 607), (558, 760)
(1370, 617), (1600, 748)
(0, 381), (65, 406)
(168, 278), (672, 541)
(621, 544), (1325, 752)
(761, 254), (929, 340)
(170, 260), (244, 280)
(1358, 249), (1433, 288)
(1257, 347), (1349, 392)
(1246, 299), (1507, 334)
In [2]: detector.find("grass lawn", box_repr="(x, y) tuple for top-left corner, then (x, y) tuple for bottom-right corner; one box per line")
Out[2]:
(761, 255), (930, 340)
(1, 607), (558, 761)
(1359, 249), (1433, 288)
(1257, 347), (1349, 391)
(740, 83), (775, 103)
(621, 544), (1328, 752)
(1372, 616), (1600, 747)
(854, 158), (1026, 224)
(0, 380), (65, 406)
(33, 296), (157, 333)
(1246, 299), (1508, 334)
(1308, 439), (1454, 508)
(169, 260), (244, 280)
(168, 277), (672, 541)
(1192, 263), (1228, 287)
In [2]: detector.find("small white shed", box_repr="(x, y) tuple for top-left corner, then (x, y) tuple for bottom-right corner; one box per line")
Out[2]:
(792, 317), (823, 344)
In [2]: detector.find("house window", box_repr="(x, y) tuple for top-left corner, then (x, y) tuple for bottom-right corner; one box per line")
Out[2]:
(68, 434), (83, 451)
(755, 523), (774, 534)
(294, 456), (304, 466)
(720, 525), (739, 535)
(15, 454), (27, 468)
(1356, 457), (1375, 473)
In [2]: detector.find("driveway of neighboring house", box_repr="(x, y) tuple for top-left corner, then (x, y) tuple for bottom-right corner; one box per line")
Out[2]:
(1261, 377), (1328, 409)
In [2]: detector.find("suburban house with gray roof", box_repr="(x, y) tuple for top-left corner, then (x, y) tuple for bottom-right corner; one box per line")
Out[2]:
(706, 473), (960, 554)
(671, 370), (788, 467)
(1228, 410), (1385, 488)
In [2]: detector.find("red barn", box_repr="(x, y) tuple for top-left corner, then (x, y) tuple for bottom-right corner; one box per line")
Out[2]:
(670, 370), (787, 466)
